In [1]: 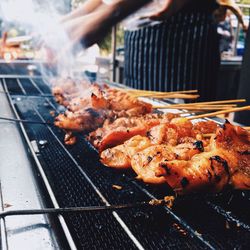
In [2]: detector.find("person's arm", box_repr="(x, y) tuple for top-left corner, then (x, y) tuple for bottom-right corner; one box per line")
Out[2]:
(61, 0), (103, 23)
(64, 0), (151, 48)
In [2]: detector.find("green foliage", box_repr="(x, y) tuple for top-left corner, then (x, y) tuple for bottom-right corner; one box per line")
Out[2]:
(237, 0), (250, 4)
(98, 25), (124, 55)
(236, 0), (250, 13)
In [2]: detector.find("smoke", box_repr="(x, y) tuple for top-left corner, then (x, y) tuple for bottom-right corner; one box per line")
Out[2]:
(0, 0), (84, 79)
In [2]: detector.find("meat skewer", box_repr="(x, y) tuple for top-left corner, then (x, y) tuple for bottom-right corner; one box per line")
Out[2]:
(0, 199), (167, 218)
(52, 79), (250, 195)
(131, 121), (250, 194)
(100, 118), (216, 169)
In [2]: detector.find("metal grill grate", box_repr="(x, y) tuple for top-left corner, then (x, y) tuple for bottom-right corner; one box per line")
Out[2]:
(2, 75), (250, 249)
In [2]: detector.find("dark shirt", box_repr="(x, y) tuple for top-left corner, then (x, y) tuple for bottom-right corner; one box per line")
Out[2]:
(184, 0), (218, 12)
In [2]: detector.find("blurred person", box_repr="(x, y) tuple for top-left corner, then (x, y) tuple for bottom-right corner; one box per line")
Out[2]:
(216, 8), (233, 53)
(61, 0), (244, 101)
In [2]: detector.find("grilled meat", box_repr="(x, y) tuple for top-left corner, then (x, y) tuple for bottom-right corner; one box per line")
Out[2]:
(155, 150), (230, 194)
(101, 119), (250, 194)
(138, 121), (250, 194)
(54, 108), (108, 133)
(101, 135), (152, 169)
(212, 121), (250, 189)
(131, 143), (202, 184)
(89, 113), (178, 151)
(100, 118), (208, 169)
(54, 83), (153, 135)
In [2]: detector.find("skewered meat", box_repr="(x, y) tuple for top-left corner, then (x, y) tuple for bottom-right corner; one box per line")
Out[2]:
(155, 151), (230, 193)
(131, 143), (201, 184)
(90, 113), (178, 151)
(54, 84), (153, 135)
(52, 78), (91, 106)
(101, 135), (152, 169)
(100, 120), (206, 171)
(101, 118), (250, 194)
(100, 118), (208, 169)
(192, 120), (217, 135)
(131, 142), (203, 184)
(54, 108), (108, 132)
(139, 121), (250, 194)
(212, 121), (250, 189)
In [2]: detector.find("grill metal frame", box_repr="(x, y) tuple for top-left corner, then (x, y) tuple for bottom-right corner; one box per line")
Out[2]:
(1, 67), (250, 249)
(1, 77), (77, 250)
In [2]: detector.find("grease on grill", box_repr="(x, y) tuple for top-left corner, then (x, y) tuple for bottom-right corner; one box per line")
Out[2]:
(50, 110), (56, 117)
(112, 184), (123, 190)
(164, 196), (175, 209)
(173, 223), (188, 236)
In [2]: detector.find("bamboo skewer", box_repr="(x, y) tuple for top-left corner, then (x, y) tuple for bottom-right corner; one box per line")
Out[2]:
(153, 99), (246, 109)
(203, 126), (250, 138)
(153, 105), (236, 111)
(125, 89), (198, 95)
(188, 106), (250, 120)
(133, 93), (200, 99)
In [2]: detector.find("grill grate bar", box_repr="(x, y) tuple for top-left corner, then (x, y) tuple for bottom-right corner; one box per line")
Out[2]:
(16, 78), (26, 95)
(30, 80), (216, 250)
(2, 79), (77, 250)
(29, 78), (45, 94)
(29, 78), (59, 112)
(0, 90), (53, 97)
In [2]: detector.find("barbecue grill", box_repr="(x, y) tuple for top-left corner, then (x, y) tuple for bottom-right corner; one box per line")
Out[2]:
(1, 62), (250, 250)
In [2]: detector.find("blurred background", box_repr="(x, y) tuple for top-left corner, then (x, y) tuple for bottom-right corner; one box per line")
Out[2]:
(0, 0), (249, 100)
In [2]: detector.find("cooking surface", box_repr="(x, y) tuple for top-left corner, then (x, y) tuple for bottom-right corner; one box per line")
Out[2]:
(1, 68), (250, 249)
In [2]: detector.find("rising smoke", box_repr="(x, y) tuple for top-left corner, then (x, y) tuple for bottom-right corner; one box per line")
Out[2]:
(0, 0), (83, 79)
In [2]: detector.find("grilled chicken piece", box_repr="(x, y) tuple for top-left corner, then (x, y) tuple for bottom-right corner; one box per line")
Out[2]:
(106, 88), (152, 114)
(148, 117), (193, 146)
(100, 118), (206, 169)
(156, 150), (230, 194)
(54, 108), (107, 132)
(131, 145), (176, 184)
(53, 81), (152, 114)
(100, 135), (152, 169)
(146, 121), (249, 194)
(89, 113), (178, 151)
(212, 121), (250, 189)
(65, 84), (105, 112)
(192, 120), (217, 135)
(54, 83), (154, 136)
(52, 78), (91, 106)
(131, 143), (202, 184)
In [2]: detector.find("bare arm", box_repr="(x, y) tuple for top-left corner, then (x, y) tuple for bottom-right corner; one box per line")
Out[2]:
(63, 0), (198, 49)
(64, 0), (151, 48)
